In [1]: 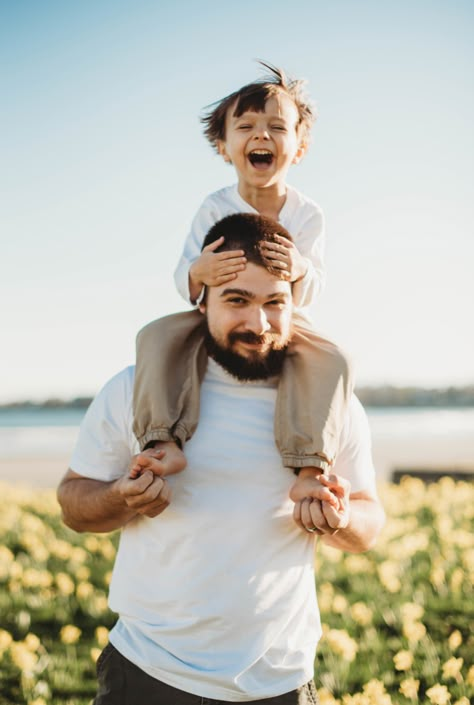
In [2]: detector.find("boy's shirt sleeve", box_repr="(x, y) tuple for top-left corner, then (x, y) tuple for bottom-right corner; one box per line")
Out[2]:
(290, 205), (326, 309)
(174, 196), (221, 304)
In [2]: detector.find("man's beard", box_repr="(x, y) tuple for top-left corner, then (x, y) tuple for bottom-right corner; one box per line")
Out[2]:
(204, 325), (289, 381)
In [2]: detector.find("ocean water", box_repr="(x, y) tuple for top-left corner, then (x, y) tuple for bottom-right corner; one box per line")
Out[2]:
(0, 406), (473, 461)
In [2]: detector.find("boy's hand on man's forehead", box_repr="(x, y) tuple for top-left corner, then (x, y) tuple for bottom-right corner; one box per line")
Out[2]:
(189, 236), (247, 295)
(260, 234), (308, 283)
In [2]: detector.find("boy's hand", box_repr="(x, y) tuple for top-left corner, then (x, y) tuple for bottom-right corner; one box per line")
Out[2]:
(189, 236), (246, 298)
(292, 474), (351, 535)
(260, 234), (308, 282)
(129, 448), (167, 479)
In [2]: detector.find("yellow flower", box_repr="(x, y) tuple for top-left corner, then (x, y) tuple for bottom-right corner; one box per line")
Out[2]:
(325, 629), (358, 662)
(394, 650), (414, 671)
(403, 621), (426, 644)
(10, 642), (38, 672)
(23, 633), (41, 652)
(449, 568), (464, 593)
(362, 679), (391, 704)
(76, 581), (94, 600)
(442, 657), (463, 681)
(95, 626), (109, 647)
(350, 602), (373, 626)
(332, 595), (349, 614)
(378, 561), (401, 593)
(28, 699), (47, 705)
(0, 629), (13, 653)
(448, 630), (462, 651)
(318, 687), (341, 704)
(55, 572), (75, 596)
(75, 565), (91, 581)
(467, 665), (474, 685)
(426, 684), (451, 705)
(453, 698), (470, 705)
(399, 678), (419, 699)
(90, 647), (102, 663)
(401, 603), (424, 622)
(59, 625), (81, 645)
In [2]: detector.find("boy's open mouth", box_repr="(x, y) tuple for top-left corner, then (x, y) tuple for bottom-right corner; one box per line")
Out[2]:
(248, 150), (274, 167)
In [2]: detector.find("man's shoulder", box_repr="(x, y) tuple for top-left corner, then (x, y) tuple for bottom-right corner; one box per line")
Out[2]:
(93, 366), (135, 408)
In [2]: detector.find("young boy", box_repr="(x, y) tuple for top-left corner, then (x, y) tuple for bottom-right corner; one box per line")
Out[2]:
(131, 62), (353, 517)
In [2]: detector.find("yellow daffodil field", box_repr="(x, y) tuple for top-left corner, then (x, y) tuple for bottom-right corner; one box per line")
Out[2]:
(0, 477), (473, 705)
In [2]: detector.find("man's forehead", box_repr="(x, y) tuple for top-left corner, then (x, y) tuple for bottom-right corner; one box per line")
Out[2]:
(214, 263), (292, 299)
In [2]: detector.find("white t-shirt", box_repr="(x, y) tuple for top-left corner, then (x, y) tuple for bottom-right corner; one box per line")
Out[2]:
(70, 361), (376, 701)
(174, 184), (326, 309)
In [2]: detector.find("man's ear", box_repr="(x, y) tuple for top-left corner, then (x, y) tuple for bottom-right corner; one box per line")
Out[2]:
(198, 301), (206, 314)
(217, 140), (232, 164)
(292, 141), (308, 165)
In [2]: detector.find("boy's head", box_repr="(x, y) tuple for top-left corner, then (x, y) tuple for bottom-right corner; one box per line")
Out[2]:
(202, 62), (316, 151)
(201, 62), (315, 191)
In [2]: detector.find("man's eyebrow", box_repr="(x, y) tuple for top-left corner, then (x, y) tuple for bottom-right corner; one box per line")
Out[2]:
(220, 288), (290, 301)
(220, 288), (255, 299)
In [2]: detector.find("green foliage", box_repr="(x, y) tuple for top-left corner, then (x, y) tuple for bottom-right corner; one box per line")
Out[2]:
(0, 478), (473, 705)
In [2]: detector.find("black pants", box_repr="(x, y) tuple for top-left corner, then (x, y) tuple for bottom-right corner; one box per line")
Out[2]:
(93, 644), (319, 705)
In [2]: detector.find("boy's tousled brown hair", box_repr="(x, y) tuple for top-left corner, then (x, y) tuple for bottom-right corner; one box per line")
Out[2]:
(201, 61), (316, 152)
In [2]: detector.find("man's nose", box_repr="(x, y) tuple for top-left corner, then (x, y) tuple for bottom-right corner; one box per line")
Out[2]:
(245, 307), (271, 334)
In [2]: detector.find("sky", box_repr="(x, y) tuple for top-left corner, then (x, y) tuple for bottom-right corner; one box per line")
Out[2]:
(1, 0), (473, 403)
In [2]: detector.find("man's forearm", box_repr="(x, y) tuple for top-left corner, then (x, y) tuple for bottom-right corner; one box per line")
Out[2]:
(321, 495), (385, 553)
(57, 470), (136, 533)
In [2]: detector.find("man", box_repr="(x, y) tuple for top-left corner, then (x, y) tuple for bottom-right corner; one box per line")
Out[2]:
(57, 213), (385, 705)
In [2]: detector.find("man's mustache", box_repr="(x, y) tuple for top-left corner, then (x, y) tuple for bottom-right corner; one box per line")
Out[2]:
(228, 331), (278, 346)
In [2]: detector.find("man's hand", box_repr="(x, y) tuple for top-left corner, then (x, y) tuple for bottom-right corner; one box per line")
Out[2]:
(260, 234), (308, 283)
(291, 473), (351, 535)
(116, 469), (171, 519)
(189, 236), (246, 300)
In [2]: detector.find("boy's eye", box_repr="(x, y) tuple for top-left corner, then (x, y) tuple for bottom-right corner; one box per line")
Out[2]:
(272, 125), (287, 131)
(237, 124), (252, 130)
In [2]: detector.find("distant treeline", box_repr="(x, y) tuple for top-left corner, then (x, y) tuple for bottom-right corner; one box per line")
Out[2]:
(356, 385), (474, 407)
(1, 386), (474, 409)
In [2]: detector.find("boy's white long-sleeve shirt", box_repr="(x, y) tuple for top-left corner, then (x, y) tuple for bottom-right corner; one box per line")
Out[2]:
(174, 183), (325, 309)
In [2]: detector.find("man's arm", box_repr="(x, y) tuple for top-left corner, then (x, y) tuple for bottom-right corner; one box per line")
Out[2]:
(319, 490), (385, 552)
(57, 467), (171, 533)
(292, 474), (385, 553)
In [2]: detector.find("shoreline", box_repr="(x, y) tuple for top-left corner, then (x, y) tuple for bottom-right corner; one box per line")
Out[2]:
(1, 430), (474, 490)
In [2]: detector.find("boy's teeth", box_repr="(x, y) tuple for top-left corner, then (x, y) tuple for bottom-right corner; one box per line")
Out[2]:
(249, 150), (273, 165)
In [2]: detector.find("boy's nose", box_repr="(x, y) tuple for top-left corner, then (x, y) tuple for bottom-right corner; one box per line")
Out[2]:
(253, 127), (270, 140)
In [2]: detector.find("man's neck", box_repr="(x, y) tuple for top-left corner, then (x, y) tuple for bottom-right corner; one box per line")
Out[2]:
(237, 182), (287, 221)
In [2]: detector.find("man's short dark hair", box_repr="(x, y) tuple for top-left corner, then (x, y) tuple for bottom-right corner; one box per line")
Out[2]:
(201, 61), (316, 152)
(202, 213), (293, 280)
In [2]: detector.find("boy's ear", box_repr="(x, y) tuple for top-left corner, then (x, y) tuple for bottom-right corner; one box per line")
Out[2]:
(198, 300), (206, 314)
(292, 141), (308, 165)
(217, 140), (232, 163)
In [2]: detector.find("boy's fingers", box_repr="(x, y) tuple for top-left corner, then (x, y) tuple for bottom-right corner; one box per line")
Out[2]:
(203, 236), (225, 252)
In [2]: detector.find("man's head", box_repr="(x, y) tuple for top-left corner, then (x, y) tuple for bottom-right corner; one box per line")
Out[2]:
(199, 213), (294, 381)
(201, 62), (316, 191)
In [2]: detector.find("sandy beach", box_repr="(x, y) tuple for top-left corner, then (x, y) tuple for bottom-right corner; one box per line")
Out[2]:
(1, 431), (473, 489)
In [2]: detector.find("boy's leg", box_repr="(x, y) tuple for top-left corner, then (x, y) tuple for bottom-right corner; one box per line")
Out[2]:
(133, 310), (207, 451)
(275, 312), (353, 471)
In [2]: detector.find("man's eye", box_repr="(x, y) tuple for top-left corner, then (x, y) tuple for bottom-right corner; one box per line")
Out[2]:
(228, 297), (246, 305)
(267, 300), (285, 308)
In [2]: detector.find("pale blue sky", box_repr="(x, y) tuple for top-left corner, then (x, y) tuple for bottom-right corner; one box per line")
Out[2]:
(1, 0), (473, 402)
